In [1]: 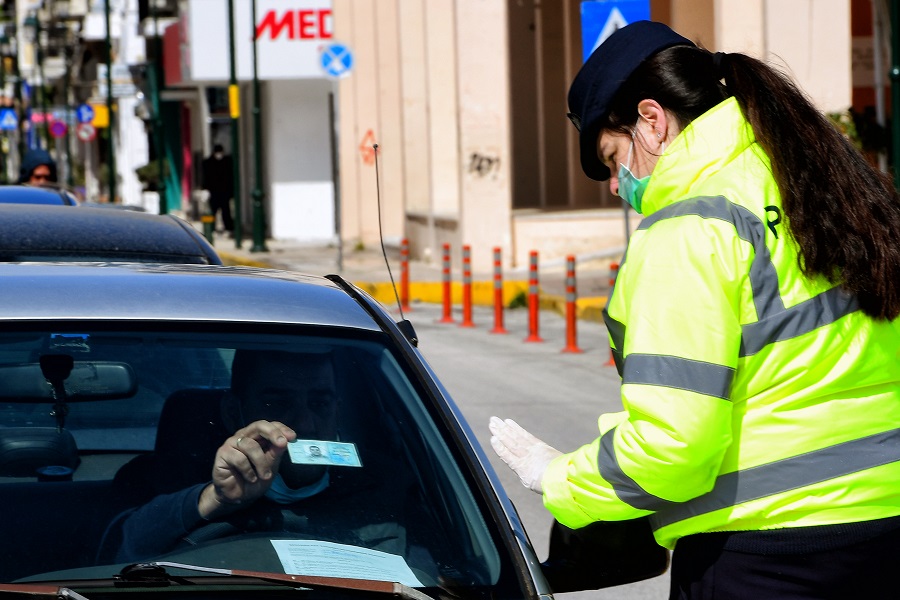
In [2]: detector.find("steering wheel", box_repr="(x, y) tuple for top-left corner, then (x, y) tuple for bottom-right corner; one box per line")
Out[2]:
(180, 509), (366, 548)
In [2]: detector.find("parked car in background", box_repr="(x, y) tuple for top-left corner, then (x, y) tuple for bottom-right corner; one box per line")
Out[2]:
(0, 262), (665, 598)
(0, 204), (221, 264)
(0, 185), (79, 206)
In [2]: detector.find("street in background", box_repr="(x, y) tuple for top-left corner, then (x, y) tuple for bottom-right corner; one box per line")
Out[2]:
(403, 301), (671, 600)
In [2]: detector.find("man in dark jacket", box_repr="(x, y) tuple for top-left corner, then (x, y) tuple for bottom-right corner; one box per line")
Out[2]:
(201, 144), (234, 234)
(107, 350), (417, 559)
(18, 149), (57, 185)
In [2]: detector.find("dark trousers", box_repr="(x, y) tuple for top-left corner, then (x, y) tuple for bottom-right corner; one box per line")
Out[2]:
(208, 191), (234, 232)
(669, 525), (900, 599)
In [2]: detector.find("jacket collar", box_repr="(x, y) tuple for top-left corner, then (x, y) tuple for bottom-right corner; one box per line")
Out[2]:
(640, 97), (758, 216)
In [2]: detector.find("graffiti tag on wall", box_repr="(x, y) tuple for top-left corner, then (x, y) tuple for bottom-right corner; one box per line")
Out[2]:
(359, 129), (377, 165)
(468, 152), (500, 178)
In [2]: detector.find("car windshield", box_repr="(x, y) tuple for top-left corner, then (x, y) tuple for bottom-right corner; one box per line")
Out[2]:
(0, 324), (512, 596)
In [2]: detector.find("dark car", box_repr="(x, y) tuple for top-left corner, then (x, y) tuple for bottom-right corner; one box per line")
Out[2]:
(0, 184), (79, 205)
(0, 204), (221, 264)
(0, 263), (664, 599)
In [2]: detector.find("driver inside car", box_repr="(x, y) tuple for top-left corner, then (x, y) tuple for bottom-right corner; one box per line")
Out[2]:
(106, 349), (414, 563)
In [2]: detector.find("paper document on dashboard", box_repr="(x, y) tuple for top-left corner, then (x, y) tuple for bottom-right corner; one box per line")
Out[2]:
(271, 540), (423, 587)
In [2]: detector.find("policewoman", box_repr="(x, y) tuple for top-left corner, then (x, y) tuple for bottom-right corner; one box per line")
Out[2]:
(490, 21), (900, 599)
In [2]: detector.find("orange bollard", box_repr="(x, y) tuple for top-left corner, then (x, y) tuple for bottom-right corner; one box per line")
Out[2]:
(605, 262), (620, 365)
(524, 250), (543, 343)
(460, 245), (475, 327)
(562, 255), (583, 353)
(490, 247), (508, 334)
(400, 238), (411, 312)
(439, 243), (455, 323)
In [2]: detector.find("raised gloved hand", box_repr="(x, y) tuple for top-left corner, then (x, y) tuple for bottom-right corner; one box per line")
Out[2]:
(489, 416), (562, 494)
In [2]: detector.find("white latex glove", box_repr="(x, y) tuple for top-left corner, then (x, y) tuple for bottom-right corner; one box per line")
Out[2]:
(489, 416), (562, 494)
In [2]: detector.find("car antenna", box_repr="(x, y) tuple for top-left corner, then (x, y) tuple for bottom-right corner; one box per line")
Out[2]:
(373, 144), (418, 346)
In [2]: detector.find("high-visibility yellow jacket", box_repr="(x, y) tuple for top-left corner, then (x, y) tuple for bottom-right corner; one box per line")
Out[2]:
(542, 97), (900, 550)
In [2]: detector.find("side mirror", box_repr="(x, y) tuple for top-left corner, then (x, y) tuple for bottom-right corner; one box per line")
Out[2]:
(540, 517), (669, 593)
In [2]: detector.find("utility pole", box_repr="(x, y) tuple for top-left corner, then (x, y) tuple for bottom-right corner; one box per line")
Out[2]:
(249, 0), (267, 252)
(227, 0), (242, 248)
(149, 0), (166, 213)
(63, 41), (73, 187)
(35, 16), (47, 148)
(0, 47), (6, 182)
(59, 16), (74, 188)
(13, 33), (23, 169)
(24, 12), (48, 149)
(104, 0), (115, 202)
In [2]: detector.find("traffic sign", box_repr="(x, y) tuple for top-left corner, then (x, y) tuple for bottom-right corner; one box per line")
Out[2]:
(49, 120), (68, 139)
(581, 0), (650, 61)
(320, 43), (353, 79)
(91, 104), (109, 128)
(0, 108), (17, 131)
(76, 104), (95, 124)
(76, 122), (97, 142)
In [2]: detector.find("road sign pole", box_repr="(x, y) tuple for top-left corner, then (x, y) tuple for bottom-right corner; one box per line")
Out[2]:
(227, 0), (243, 248)
(105, 0), (116, 203)
(150, 0), (167, 214)
(250, 0), (268, 253)
(64, 50), (73, 188)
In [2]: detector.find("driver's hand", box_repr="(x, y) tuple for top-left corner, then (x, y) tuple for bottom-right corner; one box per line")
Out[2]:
(198, 420), (296, 519)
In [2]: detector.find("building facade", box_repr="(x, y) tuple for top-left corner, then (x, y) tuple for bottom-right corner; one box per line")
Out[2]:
(30, 0), (878, 275)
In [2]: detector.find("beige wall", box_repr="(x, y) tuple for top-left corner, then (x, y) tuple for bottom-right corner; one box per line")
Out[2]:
(762, 0), (852, 112)
(456, 0), (513, 265)
(334, 0), (405, 248)
(714, 0), (851, 111)
(332, 0), (853, 271)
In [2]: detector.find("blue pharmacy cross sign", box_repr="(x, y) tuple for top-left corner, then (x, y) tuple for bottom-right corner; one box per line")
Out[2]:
(76, 104), (95, 124)
(581, 0), (651, 62)
(321, 43), (353, 79)
(0, 108), (17, 131)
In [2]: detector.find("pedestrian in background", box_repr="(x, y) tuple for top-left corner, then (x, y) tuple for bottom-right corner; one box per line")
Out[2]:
(201, 144), (234, 235)
(18, 148), (57, 186)
(490, 20), (900, 599)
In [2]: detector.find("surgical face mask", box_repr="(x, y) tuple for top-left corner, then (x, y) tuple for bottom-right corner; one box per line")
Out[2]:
(617, 129), (664, 214)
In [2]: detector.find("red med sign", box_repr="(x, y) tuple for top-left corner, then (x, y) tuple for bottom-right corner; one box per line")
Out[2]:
(186, 0), (333, 81)
(255, 9), (333, 41)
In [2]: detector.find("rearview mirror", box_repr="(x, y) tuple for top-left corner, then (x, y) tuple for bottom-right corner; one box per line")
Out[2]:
(0, 362), (137, 401)
(540, 517), (669, 593)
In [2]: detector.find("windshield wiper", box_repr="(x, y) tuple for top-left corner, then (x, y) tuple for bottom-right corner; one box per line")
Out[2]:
(132, 561), (434, 600)
(0, 562), (439, 600)
(0, 584), (91, 600)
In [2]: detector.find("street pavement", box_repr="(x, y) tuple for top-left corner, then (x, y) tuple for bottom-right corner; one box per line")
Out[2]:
(204, 231), (619, 324)
(405, 302), (669, 600)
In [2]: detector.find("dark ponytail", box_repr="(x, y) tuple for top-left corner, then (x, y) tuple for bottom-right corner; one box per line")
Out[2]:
(606, 46), (900, 320)
(721, 51), (900, 320)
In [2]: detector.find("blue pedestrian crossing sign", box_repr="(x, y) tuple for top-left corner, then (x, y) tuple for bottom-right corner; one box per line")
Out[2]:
(76, 104), (95, 124)
(321, 43), (353, 79)
(0, 108), (17, 131)
(581, 0), (651, 62)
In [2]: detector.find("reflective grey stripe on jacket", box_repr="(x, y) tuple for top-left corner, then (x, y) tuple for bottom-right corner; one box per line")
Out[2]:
(599, 196), (864, 522)
(597, 425), (900, 529)
(604, 196), (859, 362)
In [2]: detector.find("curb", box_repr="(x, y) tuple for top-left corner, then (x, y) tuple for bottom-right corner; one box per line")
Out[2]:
(218, 250), (608, 324)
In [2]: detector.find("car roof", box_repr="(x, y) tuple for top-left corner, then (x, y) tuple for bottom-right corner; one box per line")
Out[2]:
(0, 185), (78, 205)
(0, 204), (222, 264)
(0, 262), (380, 329)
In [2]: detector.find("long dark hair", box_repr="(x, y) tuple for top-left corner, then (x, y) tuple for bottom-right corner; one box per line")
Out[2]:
(604, 45), (900, 321)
